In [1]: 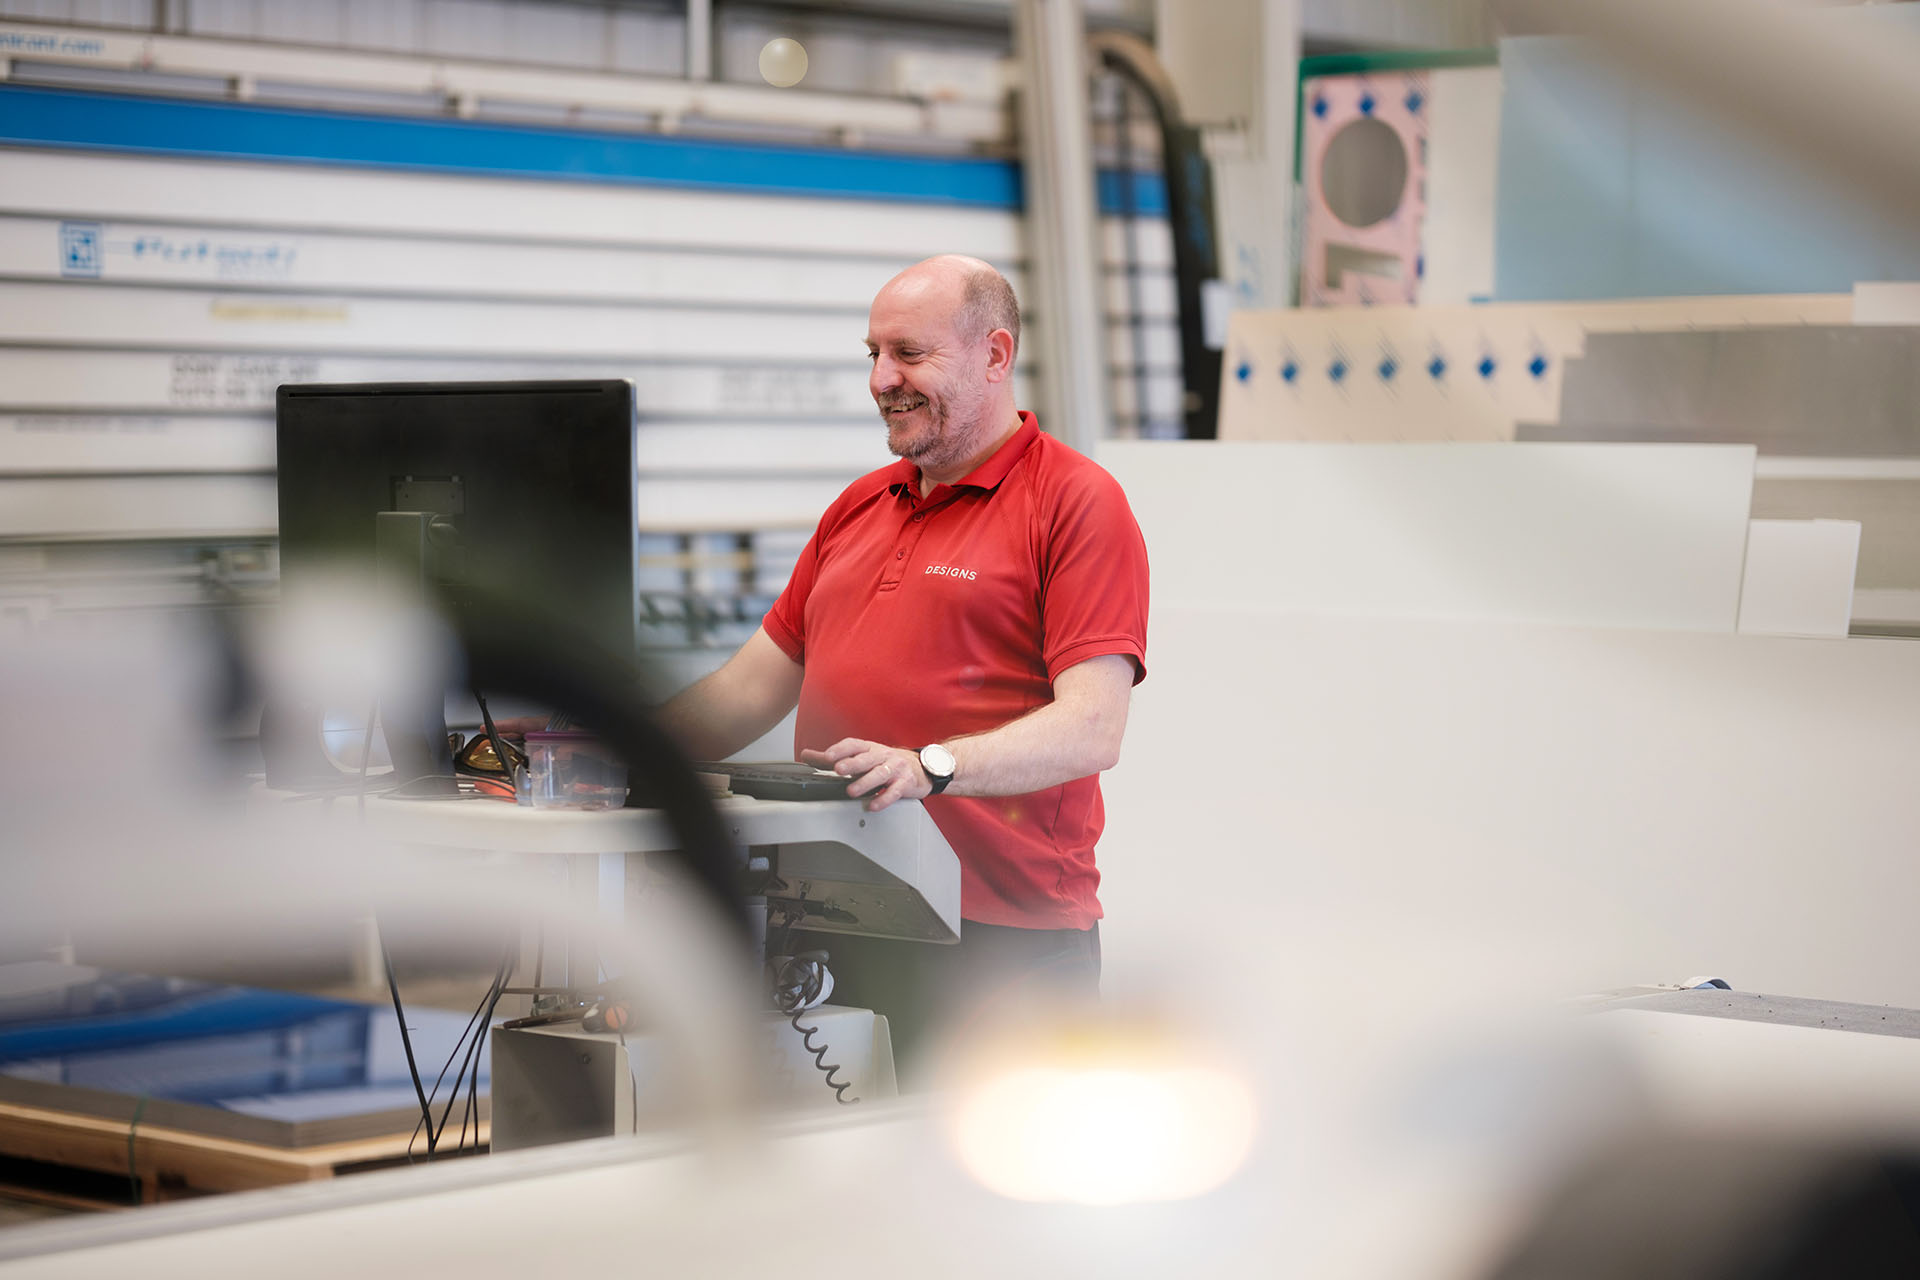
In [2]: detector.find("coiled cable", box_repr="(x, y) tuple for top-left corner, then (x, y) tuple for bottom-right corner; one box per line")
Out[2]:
(771, 952), (858, 1106)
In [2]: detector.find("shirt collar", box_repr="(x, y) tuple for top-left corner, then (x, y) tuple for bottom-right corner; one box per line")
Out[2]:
(887, 411), (1041, 500)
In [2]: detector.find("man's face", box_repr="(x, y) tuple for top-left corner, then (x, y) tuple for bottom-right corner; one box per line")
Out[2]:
(865, 274), (991, 473)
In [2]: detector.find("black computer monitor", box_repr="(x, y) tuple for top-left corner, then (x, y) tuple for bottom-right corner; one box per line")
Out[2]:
(270, 379), (640, 789)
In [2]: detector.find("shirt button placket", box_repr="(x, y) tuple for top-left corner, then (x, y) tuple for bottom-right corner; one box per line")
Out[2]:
(883, 502), (936, 594)
(881, 504), (923, 589)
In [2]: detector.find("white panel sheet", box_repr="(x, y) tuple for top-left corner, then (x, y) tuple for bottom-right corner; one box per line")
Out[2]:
(1851, 281), (1920, 324)
(0, 475), (277, 538)
(1100, 440), (1758, 631)
(1419, 66), (1502, 307)
(0, 414), (276, 474)
(1737, 518), (1861, 639)
(1100, 607), (1920, 1011)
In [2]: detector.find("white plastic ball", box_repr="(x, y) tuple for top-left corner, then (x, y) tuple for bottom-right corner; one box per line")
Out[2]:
(758, 38), (809, 89)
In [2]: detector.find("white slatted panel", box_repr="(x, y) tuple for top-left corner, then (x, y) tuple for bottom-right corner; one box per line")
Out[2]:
(0, 123), (1183, 629)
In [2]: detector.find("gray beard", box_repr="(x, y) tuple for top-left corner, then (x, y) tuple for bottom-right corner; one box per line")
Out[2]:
(883, 397), (950, 463)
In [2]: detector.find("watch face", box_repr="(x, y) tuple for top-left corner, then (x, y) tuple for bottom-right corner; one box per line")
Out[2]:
(920, 743), (956, 778)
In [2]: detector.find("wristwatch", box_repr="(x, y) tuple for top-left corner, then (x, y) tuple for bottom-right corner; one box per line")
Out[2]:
(918, 743), (957, 795)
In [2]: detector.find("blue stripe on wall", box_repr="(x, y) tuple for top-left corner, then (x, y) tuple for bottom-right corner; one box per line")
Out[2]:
(0, 84), (1168, 217)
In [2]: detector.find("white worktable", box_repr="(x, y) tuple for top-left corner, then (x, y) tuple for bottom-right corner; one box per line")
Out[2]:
(259, 784), (963, 992)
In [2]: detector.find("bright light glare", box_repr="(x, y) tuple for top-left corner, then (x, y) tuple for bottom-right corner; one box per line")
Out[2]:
(951, 1064), (1257, 1205)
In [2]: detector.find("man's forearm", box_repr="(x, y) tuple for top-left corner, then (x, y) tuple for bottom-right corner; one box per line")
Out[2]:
(652, 627), (804, 761)
(942, 695), (1123, 797)
(653, 678), (765, 761)
(799, 653), (1134, 809)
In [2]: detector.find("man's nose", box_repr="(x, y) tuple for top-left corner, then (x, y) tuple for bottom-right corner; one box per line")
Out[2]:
(870, 354), (902, 393)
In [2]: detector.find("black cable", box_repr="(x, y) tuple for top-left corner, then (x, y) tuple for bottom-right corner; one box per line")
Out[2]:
(769, 905), (803, 967)
(429, 974), (495, 1154)
(614, 1025), (637, 1134)
(403, 937), (510, 1161)
(471, 687), (518, 783)
(406, 962), (498, 1162)
(460, 1028), (481, 1154)
(772, 954), (857, 1106)
(789, 1008), (857, 1106)
(460, 949), (514, 1153)
(382, 940), (437, 1157)
(411, 955), (500, 1158)
(433, 953), (512, 1153)
(356, 700), (378, 821)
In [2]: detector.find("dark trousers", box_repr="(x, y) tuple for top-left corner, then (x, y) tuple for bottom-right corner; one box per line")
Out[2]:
(788, 921), (1100, 1087)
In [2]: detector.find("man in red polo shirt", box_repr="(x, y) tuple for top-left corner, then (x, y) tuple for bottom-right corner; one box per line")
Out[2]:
(658, 254), (1149, 1073)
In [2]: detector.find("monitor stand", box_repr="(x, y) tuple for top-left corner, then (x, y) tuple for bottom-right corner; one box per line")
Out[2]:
(373, 511), (457, 796)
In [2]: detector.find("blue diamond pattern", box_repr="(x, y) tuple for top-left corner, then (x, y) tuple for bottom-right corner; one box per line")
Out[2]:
(1280, 360), (1299, 384)
(1311, 96), (1328, 119)
(1378, 357), (1397, 382)
(1428, 356), (1446, 380)
(1405, 90), (1424, 114)
(1478, 356), (1497, 379)
(1528, 354), (1548, 379)
(1358, 93), (1375, 115)
(1329, 359), (1348, 383)
(1235, 361), (1252, 383)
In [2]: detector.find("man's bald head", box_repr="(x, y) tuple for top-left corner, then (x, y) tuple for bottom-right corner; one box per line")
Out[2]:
(866, 253), (1024, 484)
(885, 254), (1021, 359)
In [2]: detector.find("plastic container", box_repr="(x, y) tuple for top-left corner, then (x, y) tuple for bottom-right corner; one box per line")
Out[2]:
(523, 731), (627, 810)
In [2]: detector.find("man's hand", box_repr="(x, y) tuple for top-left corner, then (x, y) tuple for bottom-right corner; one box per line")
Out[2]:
(800, 739), (928, 812)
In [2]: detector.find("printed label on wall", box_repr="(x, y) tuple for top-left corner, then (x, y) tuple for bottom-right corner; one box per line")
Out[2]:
(57, 221), (102, 277)
(168, 355), (324, 408)
(54, 220), (303, 282)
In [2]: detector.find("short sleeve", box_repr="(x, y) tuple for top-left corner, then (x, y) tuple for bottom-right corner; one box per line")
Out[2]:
(761, 527), (821, 665)
(1039, 465), (1150, 685)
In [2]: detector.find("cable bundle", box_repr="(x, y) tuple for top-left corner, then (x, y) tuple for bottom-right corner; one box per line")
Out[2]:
(386, 939), (516, 1161)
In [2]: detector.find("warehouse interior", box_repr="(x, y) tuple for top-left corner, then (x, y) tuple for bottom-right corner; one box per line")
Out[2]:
(4, 1), (1920, 1275)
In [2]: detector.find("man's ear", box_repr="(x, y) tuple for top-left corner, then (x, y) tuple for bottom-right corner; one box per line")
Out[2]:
(984, 328), (1016, 383)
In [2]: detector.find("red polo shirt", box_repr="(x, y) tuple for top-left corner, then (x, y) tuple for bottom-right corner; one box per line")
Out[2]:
(762, 412), (1149, 930)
